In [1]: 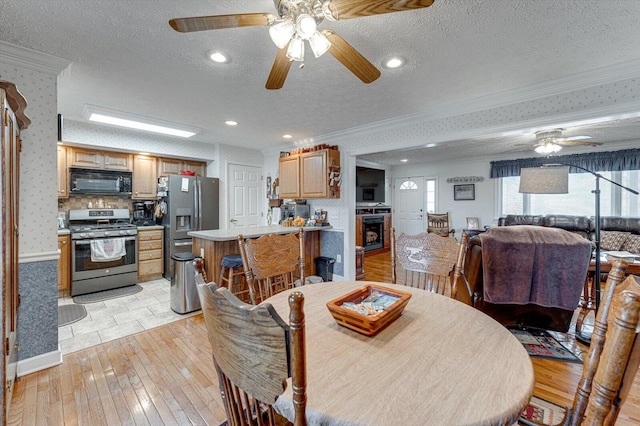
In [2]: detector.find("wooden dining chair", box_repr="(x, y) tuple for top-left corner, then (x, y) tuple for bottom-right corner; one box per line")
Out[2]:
(426, 212), (455, 237)
(391, 228), (468, 297)
(519, 261), (640, 426)
(238, 229), (305, 305)
(195, 277), (307, 426)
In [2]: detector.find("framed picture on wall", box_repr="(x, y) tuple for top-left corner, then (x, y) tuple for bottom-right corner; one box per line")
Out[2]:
(454, 184), (475, 201)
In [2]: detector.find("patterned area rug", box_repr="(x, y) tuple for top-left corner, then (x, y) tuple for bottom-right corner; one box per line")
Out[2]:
(72, 284), (143, 304)
(509, 327), (582, 363)
(58, 304), (87, 327)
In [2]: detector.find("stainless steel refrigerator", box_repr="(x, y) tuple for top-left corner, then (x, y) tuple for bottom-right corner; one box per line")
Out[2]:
(162, 174), (219, 279)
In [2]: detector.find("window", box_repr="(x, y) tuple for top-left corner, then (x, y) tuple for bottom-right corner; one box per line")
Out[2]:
(398, 180), (418, 190)
(426, 178), (436, 213)
(501, 170), (640, 216)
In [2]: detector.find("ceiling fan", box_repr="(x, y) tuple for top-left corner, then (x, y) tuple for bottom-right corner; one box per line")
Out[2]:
(526, 128), (603, 155)
(169, 0), (435, 90)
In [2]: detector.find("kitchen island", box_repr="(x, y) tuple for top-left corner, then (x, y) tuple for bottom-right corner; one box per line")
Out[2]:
(189, 225), (328, 283)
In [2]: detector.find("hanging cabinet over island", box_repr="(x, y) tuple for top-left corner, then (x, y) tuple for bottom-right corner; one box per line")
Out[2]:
(279, 148), (341, 199)
(189, 226), (326, 283)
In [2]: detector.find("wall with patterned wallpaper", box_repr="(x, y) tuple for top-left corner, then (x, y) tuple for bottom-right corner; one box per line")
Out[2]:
(0, 62), (61, 365)
(0, 64), (59, 255)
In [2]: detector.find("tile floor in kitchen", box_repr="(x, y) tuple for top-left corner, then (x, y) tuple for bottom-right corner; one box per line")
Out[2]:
(57, 278), (200, 355)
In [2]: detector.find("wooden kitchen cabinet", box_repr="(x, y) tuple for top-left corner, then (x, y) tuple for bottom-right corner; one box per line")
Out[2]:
(157, 157), (206, 177)
(278, 148), (340, 199)
(132, 154), (157, 199)
(278, 155), (300, 198)
(67, 147), (133, 171)
(57, 145), (68, 199)
(138, 228), (163, 281)
(57, 234), (70, 293)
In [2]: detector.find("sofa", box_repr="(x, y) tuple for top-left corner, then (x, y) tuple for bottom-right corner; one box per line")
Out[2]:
(498, 215), (640, 252)
(456, 215), (640, 332)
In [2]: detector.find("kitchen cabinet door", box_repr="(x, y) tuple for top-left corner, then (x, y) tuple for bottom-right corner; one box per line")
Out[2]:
(300, 149), (340, 198)
(68, 147), (102, 169)
(278, 155), (300, 198)
(133, 155), (157, 199)
(57, 234), (70, 292)
(182, 160), (206, 176)
(103, 151), (133, 171)
(157, 157), (182, 176)
(57, 145), (68, 198)
(68, 148), (132, 171)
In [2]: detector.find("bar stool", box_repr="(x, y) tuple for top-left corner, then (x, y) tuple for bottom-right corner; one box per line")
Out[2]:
(219, 254), (251, 303)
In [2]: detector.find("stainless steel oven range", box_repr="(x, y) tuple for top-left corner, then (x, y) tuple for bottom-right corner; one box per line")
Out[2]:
(68, 208), (138, 296)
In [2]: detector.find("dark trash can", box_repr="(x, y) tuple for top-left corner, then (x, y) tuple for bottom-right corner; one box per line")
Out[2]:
(315, 256), (335, 282)
(170, 252), (201, 314)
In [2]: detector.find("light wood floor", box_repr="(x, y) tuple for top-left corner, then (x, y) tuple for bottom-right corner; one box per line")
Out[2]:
(8, 251), (640, 425)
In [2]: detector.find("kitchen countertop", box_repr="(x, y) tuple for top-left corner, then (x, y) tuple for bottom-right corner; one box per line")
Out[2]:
(137, 225), (164, 230)
(189, 225), (330, 242)
(57, 229), (70, 235)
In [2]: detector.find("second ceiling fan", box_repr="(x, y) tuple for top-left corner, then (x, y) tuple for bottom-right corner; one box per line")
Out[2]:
(169, 0), (435, 89)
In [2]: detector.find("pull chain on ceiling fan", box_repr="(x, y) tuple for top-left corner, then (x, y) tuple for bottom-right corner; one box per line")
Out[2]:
(169, 0), (435, 89)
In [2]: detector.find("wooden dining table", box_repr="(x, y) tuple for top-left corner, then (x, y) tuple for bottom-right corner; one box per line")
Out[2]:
(267, 281), (535, 426)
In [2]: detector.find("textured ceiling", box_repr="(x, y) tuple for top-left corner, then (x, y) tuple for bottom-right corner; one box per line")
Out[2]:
(1, 0), (640, 164)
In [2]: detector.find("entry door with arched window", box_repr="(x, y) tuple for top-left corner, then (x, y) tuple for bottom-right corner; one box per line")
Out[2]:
(394, 176), (425, 235)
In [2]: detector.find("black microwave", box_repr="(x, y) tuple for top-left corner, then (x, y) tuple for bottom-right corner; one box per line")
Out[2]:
(69, 168), (133, 195)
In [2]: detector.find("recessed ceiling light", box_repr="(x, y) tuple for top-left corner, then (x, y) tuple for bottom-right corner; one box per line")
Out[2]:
(424, 143), (437, 148)
(283, 134), (293, 139)
(400, 159), (408, 163)
(225, 120), (238, 126)
(207, 50), (230, 64)
(382, 56), (406, 69)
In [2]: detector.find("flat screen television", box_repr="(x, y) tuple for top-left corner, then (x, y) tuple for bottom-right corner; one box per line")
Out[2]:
(356, 166), (386, 203)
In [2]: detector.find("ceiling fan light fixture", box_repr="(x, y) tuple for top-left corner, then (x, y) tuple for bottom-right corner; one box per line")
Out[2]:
(296, 14), (317, 40)
(269, 19), (295, 49)
(535, 143), (562, 155)
(287, 36), (305, 61)
(309, 31), (331, 58)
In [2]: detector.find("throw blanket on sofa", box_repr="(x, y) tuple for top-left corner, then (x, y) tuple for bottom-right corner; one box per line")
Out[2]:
(480, 225), (592, 310)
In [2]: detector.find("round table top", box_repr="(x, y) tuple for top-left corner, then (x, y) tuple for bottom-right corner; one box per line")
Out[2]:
(267, 281), (535, 426)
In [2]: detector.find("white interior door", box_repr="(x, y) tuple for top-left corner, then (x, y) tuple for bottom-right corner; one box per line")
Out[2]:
(394, 176), (425, 235)
(228, 164), (261, 228)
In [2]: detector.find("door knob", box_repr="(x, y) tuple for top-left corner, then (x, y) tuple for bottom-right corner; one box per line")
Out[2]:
(230, 219), (238, 223)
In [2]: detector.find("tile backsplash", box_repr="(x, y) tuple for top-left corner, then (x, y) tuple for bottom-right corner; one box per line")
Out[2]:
(58, 196), (153, 219)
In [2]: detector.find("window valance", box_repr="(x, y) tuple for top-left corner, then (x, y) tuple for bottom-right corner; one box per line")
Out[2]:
(490, 148), (640, 178)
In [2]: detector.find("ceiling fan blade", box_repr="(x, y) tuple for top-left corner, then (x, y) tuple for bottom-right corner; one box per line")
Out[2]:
(322, 30), (381, 84)
(327, 0), (434, 20)
(169, 13), (276, 32)
(557, 140), (603, 146)
(266, 46), (293, 90)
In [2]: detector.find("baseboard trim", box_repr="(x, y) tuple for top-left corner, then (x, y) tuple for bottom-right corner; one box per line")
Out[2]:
(17, 347), (63, 377)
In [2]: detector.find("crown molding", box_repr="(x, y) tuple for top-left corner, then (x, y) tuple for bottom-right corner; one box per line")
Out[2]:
(308, 59), (640, 145)
(0, 41), (71, 76)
